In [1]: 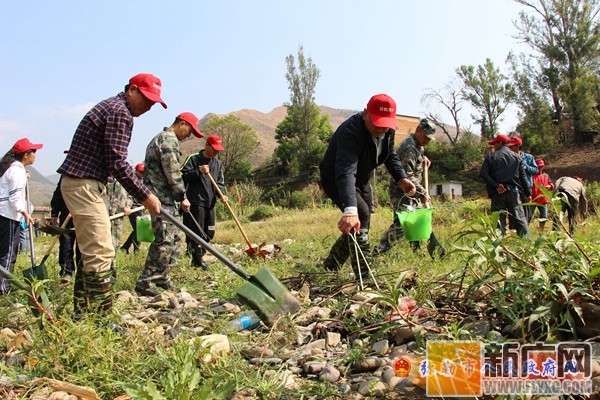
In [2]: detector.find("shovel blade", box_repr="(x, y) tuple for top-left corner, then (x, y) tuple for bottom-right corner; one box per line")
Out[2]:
(235, 267), (301, 326)
(23, 264), (48, 281)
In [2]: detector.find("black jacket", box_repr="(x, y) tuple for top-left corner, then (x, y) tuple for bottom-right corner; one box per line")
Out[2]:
(181, 152), (225, 207)
(319, 112), (407, 210)
(480, 145), (531, 198)
(50, 176), (74, 227)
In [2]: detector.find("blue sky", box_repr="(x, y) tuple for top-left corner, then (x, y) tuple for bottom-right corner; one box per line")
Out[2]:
(0, 0), (529, 175)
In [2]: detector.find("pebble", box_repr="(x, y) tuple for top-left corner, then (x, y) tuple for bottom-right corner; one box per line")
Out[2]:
(319, 366), (341, 382)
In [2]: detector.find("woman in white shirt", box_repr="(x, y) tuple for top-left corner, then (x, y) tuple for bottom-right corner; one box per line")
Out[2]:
(0, 138), (43, 294)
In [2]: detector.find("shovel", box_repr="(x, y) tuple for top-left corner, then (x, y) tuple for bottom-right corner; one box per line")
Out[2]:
(39, 206), (145, 236)
(160, 207), (300, 326)
(206, 173), (265, 257)
(28, 214), (73, 280)
(23, 181), (48, 281)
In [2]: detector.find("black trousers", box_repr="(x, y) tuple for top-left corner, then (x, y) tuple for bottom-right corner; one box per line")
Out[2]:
(491, 191), (529, 237)
(182, 204), (215, 264)
(553, 190), (578, 234)
(121, 210), (143, 252)
(0, 216), (20, 293)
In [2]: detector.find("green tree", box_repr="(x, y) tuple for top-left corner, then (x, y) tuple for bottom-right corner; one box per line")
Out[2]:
(457, 58), (516, 140)
(513, 0), (600, 139)
(202, 114), (259, 182)
(507, 52), (562, 152)
(274, 45), (333, 177)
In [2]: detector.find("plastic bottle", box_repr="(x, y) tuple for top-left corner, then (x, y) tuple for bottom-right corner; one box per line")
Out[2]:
(226, 311), (261, 332)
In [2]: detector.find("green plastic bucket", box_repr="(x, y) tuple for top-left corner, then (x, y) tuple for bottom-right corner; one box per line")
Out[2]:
(136, 217), (155, 243)
(396, 208), (432, 241)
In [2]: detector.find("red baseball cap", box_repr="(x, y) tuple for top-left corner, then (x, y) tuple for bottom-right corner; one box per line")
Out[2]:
(508, 136), (523, 147)
(177, 112), (203, 138)
(366, 94), (397, 130)
(535, 158), (545, 167)
(207, 135), (224, 151)
(129, 73), (167, 109)
(135, 163), (145, 172)
(487, 134), (510, 145)
(12, 138), (43, 154)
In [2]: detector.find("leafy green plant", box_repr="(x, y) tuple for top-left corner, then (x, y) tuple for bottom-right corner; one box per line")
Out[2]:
(341, 345), (366, 371)
(123, 342), (234, 400)
(454, 206), (599, 341)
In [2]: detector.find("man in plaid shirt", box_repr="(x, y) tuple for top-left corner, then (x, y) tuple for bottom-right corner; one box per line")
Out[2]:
(58, 73), (165, 318)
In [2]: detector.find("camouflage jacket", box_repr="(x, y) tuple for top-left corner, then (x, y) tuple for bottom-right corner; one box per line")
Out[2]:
(143, 128), (186, 205)
(107, 178), (131, 215)
(389, 134), (427, 203)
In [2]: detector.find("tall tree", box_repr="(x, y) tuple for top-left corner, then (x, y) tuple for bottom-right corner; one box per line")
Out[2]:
(457, 58), (516, 140)
(275, 45), (333, 177)
(202, 114), (259, 183)
(513, 0), (600, 139)
(507, 51), (563, 150)
(421, 78), (466, 144)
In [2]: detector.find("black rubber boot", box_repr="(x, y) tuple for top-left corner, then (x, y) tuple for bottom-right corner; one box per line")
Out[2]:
(426, 232), (446, 260)
(192, 246), (209, 270)
(323, 234), (351, 271)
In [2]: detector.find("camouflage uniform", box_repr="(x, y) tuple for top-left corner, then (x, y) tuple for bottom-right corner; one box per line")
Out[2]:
(107, 178), (131, 249)
(136, 129), (187, 294)
(376, 134), (445, 258)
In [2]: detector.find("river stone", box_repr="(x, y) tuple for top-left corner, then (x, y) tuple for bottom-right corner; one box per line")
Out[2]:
(357, 380), (386, 397)
(371, 339), (390, 355)
(381, 365), (396, 382)
(353, 357), (386, 373)
(303, 361), (326, 374)
(319, 366), (341, 382)
(242, 346), (274, 358)
(326, 331), (341, 347)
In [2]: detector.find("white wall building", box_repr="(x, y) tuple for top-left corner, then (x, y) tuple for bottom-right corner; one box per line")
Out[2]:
(429, 181), (463, 199)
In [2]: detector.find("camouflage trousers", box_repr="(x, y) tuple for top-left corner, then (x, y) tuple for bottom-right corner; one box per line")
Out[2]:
(110, 217), (124, 279)
(111, 218), (124, 249)
(136, 205), (183, 287)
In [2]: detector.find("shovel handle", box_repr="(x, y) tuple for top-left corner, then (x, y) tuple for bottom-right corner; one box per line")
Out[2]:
(159, 207), (252, 281)
(0, 265), (30, 292)
(109, 206), (145, 221)
(25, 180), (37, 267)
(206, 173), (254, 250)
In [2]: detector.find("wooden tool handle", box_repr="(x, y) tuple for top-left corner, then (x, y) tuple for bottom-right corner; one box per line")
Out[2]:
(206, 173), (253, 248)
(42, 214), (73, 258)
(109, 205), (145, 221)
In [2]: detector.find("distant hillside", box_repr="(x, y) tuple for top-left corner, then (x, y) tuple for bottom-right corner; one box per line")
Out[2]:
(27, 166), (56, 207)
(180, 105), (357, 168)
(46, 173), (61, 185)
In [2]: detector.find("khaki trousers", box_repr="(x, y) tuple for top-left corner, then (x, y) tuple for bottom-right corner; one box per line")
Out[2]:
(60, 177), (114, 273)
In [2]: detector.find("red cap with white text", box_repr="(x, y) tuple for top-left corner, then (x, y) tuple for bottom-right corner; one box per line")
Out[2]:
(366, 94), (397, 130)
(129, 73), (167, 109)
